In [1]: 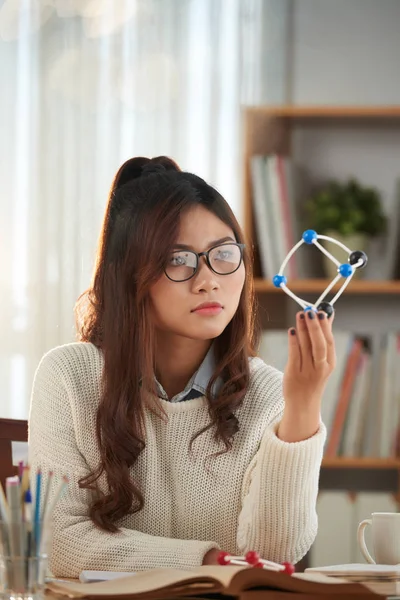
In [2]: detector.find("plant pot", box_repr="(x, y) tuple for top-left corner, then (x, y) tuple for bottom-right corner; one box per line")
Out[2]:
(321, 231), (368, 280)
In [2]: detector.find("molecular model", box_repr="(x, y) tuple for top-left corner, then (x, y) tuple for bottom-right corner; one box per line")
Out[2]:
(217, 550), (295, 574)
(272, 230), (368, 316)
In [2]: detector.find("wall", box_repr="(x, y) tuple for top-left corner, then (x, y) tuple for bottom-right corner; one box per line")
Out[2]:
(283, 0), (400, 333)
(290, 0), (400, 105)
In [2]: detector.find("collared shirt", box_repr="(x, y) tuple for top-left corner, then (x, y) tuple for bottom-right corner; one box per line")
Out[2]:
(155, 345), (222, 402)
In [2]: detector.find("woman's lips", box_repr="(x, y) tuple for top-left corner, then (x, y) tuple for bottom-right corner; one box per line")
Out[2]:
(192, 302), (223, 316)
(193, 306), (223, 316)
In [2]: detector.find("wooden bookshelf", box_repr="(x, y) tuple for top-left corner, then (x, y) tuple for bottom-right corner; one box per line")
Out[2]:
(243, 104), (400, 294)
(242, 106), (400, 285)
(254, 278), (400, 295)
(243, 104), (400, 486)
(322, 457), (400, 469)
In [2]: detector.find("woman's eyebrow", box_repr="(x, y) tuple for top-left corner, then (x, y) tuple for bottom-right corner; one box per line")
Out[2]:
(173, 236), (236, 250)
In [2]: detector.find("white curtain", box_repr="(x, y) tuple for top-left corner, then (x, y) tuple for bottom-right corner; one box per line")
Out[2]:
(0, 0), (290, 419)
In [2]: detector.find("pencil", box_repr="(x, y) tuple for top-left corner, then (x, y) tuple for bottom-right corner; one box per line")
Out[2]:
(33, 469), (42, 551)
(0, 481), (11, 580)
(5, 476), (20, 524)
(24, 489), (32, 524)
(23, 488), (32, 560)
(40, 471), (53, 522)
(20, 466), (30, 505)
(0, 480), (9, 523)
(6, 476), (24, 590)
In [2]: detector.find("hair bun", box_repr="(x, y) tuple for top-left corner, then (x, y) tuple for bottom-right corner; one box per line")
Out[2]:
(142, 156), (181, 176)
(141, 163), (167, 176)
(112, 155), (181, 191)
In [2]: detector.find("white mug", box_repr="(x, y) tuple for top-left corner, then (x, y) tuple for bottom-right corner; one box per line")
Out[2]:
(357, 512), (400, 565)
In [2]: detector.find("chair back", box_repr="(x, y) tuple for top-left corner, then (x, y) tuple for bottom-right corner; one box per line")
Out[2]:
(0, 418), (28, 488)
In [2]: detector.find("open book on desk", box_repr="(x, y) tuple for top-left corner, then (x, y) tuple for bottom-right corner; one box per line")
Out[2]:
(46, 565), (379, 599)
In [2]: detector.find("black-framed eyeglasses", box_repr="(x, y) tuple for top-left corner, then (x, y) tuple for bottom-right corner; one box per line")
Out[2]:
(164, 242), (245, 282)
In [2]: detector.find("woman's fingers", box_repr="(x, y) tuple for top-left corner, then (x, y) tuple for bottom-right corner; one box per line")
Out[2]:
(292, 308), (336, 372)
(287, 326), (301, 372)
(295, 311), (312, 369)
(316, 310), (336, 368)
(304, 310), (327, 366)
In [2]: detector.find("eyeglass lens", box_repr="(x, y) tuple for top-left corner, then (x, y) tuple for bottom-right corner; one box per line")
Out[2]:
(165, 243), (242, 282)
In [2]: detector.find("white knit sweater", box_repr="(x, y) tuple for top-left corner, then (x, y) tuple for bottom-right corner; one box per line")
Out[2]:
(28, 342), (326, 578)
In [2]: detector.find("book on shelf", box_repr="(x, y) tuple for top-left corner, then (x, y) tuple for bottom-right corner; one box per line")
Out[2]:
(250, 156), (277, 279)
(340, 352), (372, 458)
(250, 154), (400, 282)
(46, 564), (379, 599)
(325, 339), (364, 458)
(258, 329), (400, 459)
(250, 154), (310, 280)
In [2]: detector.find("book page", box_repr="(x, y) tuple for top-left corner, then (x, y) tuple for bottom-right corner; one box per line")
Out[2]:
(46, 565), (369, 598)
(46, 566), (244, 598)
(223, 567), (367, 596)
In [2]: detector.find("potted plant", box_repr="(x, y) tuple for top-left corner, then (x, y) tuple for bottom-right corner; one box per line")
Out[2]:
(304, 178), (387, 278)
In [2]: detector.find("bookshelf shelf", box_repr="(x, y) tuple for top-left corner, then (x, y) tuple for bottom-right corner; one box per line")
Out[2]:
(322, 457), (400, 469)
(245, 105), (400, 119)
(254, 278), (400, 295)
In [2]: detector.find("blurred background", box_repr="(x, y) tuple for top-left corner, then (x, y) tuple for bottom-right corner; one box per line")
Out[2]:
(0, 0), (399, 569)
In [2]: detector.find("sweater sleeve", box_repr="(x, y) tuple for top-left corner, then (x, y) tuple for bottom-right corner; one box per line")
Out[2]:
(28, 351), (219, 578)
(236, 368), (326, 565)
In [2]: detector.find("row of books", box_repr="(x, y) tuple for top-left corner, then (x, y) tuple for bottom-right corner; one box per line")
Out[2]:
(250, 154), (301, 279)
(259, 330), (400, 458)
(250, 153), (400, 281)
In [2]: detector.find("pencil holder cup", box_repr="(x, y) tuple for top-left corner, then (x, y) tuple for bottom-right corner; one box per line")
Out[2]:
(0, 521), (49, 600)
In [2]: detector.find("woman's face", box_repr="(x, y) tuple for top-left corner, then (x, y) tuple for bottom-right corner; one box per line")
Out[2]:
(149, 205), (246, 341)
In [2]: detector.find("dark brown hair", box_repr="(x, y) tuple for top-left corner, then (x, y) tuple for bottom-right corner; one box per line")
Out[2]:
(75, 156), (259, 532)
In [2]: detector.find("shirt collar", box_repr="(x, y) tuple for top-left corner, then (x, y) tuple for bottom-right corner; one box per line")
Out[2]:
(155, 344), (223, 403)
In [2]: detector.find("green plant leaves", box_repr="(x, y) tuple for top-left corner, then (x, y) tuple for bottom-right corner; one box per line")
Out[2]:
(304, 178), (387, 237)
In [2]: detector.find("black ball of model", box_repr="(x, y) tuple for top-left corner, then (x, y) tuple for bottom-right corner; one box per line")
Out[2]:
(349, 250), (368, 269)
(317, 301), (335, 318)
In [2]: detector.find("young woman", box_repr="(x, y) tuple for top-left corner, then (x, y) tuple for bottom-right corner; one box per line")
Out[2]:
(29, 156), (335, 578)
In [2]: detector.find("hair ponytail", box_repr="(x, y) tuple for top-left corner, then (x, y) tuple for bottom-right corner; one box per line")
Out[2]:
(111, 156), (181, 192)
